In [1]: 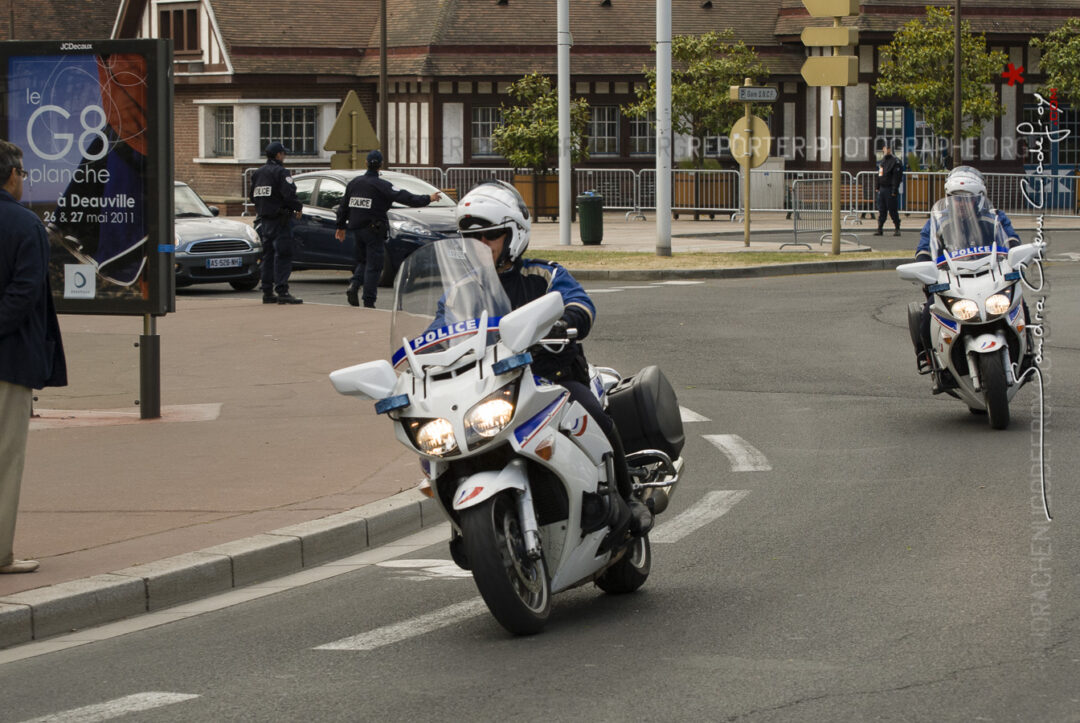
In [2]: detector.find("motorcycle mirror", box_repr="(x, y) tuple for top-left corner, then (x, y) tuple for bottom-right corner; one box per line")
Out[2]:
(1007, 243), (1039, 270)
(897, 260), (939, 287)
(329, 359), (397, 399)
(498, 292), (565, 353)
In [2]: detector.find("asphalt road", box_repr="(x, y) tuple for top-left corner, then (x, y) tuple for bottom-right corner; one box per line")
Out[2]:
(2, 265), (1077, 722)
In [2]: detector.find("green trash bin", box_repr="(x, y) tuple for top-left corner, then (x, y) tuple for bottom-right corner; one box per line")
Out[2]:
(577, 191), (604, 245)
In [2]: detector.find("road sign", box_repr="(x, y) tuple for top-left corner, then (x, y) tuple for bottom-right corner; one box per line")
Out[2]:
(800, 26), (859, 47)
(729, 115), (771, 169)
(324, 90), (380, 162)
(800, 55), (858, 87)
(729, 86), (778, 103)
(802, 0), (858, 16)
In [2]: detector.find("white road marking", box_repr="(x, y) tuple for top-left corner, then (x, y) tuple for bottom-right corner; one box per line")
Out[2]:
(314, 598), (488, 651)
(651, 490), (750, 544)
(377, 558), (472, 579)
(585, 288), (622, 293)
(679, 406), (710, 423)
(652, 280), (705, 285)
(703, 434), (772, 471)
(17, 693), (199, 723)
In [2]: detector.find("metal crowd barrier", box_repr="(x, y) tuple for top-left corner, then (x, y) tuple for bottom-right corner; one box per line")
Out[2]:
(237, 165), (1078, 220)
(789, 178), (860, 249)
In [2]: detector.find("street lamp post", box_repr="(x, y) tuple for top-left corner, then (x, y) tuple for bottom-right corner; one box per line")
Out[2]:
(952, 0), (962, 168)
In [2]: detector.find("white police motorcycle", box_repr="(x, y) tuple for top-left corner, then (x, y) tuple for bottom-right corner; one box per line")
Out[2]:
(330, 237), (685, 634)
(897, 195), (1040, 429)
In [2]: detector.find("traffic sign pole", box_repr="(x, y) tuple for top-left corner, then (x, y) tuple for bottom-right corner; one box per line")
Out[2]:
(743, 80), (752, 247)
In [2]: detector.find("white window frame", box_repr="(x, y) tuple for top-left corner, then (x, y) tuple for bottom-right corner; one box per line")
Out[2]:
(588, 106), (619, 155)
(194, 99), (338, 164)
(471, 106), (503, 157)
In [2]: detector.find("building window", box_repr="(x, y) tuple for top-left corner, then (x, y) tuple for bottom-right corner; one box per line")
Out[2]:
(630, 111), (656, 154)
(471, 106), (502, 156)
(913, 109), (946, 169)
(212, 106), (233, 158)
(588, 106), (619, 155)
(875, 105), (904, 156)
(160, 4), (200, 55)
(260, 106), (317, 156)
(1023, 102), (1079, 167)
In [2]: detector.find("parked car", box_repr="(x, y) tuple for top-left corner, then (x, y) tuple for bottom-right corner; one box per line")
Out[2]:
(174, 181), (262, 291)
(291, 169), (459, 286)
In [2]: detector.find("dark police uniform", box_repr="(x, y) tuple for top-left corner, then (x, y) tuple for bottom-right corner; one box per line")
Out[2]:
(336, 168), (432, 307)
(249, 149), (303, 299)
(876, 150), (904, 233)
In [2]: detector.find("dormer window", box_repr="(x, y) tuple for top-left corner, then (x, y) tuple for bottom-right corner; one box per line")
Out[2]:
(160, 4), (201, 57)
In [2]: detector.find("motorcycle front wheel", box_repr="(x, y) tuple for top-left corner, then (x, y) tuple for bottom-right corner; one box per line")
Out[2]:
(461, 491), (551, 635)
(978, 353), (1010, 430)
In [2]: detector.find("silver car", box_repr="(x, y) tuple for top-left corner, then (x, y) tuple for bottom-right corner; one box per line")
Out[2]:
(174, 181), (262, 291)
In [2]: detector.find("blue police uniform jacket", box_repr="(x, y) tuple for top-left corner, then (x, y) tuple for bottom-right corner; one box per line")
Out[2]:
(335, 171), (432, 231)
(917, 209), (1019, 257)
(0, 189), (67, 389)
(249, 159), (302, 219)
(499, 257), (596, 383)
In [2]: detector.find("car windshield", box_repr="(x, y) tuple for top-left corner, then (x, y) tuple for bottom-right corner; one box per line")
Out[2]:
(389, 237), (512, 368)
(928, 195), (1009, 256)
(386, 174), (456, 208)
(175, 184), (214, 218)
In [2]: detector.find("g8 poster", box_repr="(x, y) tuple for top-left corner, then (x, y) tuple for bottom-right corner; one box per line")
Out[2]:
(1, 39), (173, 315)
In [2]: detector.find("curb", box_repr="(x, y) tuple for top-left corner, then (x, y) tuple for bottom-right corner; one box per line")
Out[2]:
(0, 490), (440, 650)
(569, 256), (911, 281)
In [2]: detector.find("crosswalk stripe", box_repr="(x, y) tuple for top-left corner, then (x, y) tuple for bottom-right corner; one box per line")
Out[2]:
(315, 598), (488, 651)
(679, 406), (710, 423)
(650, 490), (751, 544)
(703, 434), (772, 471)
(17, 693), (199, 723)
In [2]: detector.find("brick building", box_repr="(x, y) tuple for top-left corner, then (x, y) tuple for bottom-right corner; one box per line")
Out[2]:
(5, 0), (1077, 208)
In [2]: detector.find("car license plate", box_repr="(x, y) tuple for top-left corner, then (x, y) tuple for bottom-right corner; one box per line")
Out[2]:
(207, 257), (243, 269)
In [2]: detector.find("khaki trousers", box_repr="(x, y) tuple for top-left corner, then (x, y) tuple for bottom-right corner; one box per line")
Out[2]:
(0, 380), (33, 566)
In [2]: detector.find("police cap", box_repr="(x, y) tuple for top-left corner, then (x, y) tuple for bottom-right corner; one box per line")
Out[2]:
(265, 141), (288, 157)
(367, 149), (383, 166)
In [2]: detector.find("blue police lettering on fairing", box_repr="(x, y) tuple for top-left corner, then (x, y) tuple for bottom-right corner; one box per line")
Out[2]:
(514, 392), (569, 446)
(935, 246), (1008, 266)
(391, 316), (502, 367)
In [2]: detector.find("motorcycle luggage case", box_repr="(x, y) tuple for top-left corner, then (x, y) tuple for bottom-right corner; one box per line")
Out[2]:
(606, 365), (685, 459)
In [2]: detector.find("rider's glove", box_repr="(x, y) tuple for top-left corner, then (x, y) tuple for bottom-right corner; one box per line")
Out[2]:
(548, 319), (569, 339)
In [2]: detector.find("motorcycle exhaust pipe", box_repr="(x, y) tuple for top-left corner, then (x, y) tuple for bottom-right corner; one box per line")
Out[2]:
(644, 488), (670, 515)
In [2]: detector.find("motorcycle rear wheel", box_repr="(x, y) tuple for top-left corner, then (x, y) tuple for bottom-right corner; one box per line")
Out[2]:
(461, 491), (551, 635)
(978, 353), (1010, 430)
(595, 534), (651, 594)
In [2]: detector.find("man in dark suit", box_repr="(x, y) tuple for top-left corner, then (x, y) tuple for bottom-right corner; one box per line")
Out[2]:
(0, 140), (67, 574)
(875, 143), (904, 237)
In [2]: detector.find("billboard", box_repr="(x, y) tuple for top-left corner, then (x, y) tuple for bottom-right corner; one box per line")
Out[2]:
(0, 39), (174, 315)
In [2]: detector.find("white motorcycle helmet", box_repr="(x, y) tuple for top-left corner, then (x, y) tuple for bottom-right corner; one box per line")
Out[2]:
(944, 165), (987, 197)
(456, 180), (532, 268)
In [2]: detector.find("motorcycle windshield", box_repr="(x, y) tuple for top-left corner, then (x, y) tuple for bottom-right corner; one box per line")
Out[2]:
(389, 236), (512, 368)
(928, 195), (1010, 261)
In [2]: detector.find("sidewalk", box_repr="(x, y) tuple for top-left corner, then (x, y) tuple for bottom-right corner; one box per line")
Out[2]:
(0, 213), (1074, 650)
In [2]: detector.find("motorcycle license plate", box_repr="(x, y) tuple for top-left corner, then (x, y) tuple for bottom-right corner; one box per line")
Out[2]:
(207, 257), (243, 269)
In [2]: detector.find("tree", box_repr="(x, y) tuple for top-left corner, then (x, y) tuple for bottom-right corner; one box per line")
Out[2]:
(491, 73), (590, 175)
(624, 30), (766, 168)
(874, 6), (1007, 167)
(1032, 17), (1080, 108)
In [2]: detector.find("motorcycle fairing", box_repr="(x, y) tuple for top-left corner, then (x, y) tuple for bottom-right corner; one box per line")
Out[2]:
(932, 313), (959, 333)
(452, 461), (527, 511)
(514, 392), (570, 447)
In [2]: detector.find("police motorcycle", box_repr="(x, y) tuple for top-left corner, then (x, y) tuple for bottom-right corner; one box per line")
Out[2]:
(329, 236), (685, 635)
(897, 194), (1040, 429)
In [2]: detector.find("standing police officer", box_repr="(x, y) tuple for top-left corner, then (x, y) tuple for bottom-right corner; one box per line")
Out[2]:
(334, 150), (440, 308)
(250, 142), (304, 304)
(874, 143), (904, 237)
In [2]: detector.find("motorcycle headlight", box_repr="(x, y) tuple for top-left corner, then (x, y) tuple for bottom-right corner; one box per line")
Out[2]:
(464, 384), (517, 449)
(947, 298), (979, 321)
(412, 418), (458, 456)
(985, 293), (1011, 317)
